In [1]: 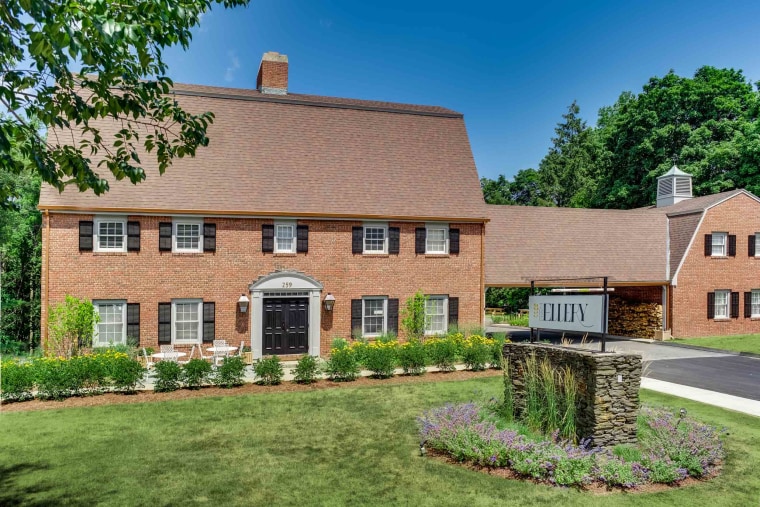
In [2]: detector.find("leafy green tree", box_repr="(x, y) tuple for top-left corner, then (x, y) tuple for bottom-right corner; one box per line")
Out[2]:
(481, 169), (548, 206)
(0, 118), (42, 354)
(47, 295), (97, 358)
(593, 66), (760, 208)
(0, 0), (250, 203)
(537, 101), (601, 208)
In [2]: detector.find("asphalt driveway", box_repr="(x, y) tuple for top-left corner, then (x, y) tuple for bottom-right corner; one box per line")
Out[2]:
(491, 326), (760, 402)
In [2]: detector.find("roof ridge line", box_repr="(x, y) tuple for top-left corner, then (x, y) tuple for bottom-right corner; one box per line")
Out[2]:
(171, 88), (464, 118)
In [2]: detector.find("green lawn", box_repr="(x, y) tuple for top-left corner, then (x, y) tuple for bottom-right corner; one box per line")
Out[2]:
(1, 378), (759, 506)
(673, 334), (760, 355)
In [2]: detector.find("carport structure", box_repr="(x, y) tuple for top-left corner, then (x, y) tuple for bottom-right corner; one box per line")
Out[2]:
(484, 205), (671, 339)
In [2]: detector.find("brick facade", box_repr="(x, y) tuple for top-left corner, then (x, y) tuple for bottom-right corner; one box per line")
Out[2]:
(671, 193), (760, 337)
(42, 213), (484, 356)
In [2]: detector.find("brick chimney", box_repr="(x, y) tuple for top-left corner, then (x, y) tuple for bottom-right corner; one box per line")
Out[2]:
(256, 52), (288, 95)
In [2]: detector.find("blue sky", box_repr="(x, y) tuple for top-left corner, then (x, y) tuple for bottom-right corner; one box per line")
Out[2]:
(164, 0), (760, 180)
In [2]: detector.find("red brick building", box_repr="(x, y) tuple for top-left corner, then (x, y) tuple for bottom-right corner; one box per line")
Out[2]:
(486, 167), (760, 338)
(39, 52), (488, 357)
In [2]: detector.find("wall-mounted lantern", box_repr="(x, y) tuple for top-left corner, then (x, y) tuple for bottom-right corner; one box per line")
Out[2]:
(323, 293), (335, 312)
(238, 293), (250, 313)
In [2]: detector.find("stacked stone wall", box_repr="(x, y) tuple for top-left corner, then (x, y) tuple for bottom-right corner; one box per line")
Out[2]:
(503, 342), (641, 447)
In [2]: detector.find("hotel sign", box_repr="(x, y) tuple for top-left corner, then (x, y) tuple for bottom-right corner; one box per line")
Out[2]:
(528, 295), (607, 334)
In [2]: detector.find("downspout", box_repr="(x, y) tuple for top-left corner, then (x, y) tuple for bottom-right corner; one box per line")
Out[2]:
(43, 210), (50, 347)
(480, 222), (485, 328)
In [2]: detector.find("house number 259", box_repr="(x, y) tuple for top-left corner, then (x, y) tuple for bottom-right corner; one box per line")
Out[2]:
(282, 282), (292, 288)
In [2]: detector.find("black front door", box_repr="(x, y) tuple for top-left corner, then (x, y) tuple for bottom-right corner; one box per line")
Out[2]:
(263, 298), (309, 355)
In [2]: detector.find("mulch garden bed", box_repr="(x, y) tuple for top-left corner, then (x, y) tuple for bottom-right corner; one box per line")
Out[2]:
(427, 449), (720, 495)
(0, 369), (502, 413)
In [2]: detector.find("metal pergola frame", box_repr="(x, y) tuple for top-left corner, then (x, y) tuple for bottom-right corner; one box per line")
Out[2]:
(528, 276), (611, 352)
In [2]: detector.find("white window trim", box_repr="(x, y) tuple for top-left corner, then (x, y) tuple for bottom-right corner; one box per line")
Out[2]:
(425, 223), (449, 254)
(173, 218), (204, 253)
(711, 232), (727, 257)
(363, 223), (388, 254)
(93, 216), (127, 253)
(714, 290), (730, 319)
(755, 233), (760, 258)
(751, 289), (760, 318)
(362, 296), (388, 338)
(93, 299), (127, 347)
(274, 221), (296, 253)
(424, 295), (449, 336)
(172, 298), (203, 345)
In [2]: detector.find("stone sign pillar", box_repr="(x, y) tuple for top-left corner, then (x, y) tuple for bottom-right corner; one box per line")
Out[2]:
(503, 342), (642, 447)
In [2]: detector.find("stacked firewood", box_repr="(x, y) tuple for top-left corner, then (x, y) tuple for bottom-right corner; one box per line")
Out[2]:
(607, 297), (662, 339)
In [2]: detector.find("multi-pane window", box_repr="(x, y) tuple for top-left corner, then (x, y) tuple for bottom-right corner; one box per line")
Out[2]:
(174, 221), (202, 252)
(275, 224), (295, 253)
(95, 218), (126, 252)
(712, 232), (727, 256)
(425, 296), (448, 335)
(363, 297), (387, 336)
(173, 300), (201, 343)
(755, 233), (760, 257)
(426, 226), (448, 254)
(94, 301), (126, 346)
(752, 290), (760, 318)
(714, 290), (730, 319)
(364, 226), (387, 254)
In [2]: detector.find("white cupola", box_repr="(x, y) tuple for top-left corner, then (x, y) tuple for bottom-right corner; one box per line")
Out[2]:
(656, 165), (693, 207)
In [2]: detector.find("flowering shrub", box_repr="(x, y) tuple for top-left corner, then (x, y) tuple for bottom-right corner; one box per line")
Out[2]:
(637, 407), (724, 478)
(460, 335), (494, 371)
(425, 337), (457, 372)
(360, 340), (398, 378)
(418, 403), (725, 489)
(325, 341), (360, 382)
(0, 360), (35, 401)
(397, 339), (427, 375)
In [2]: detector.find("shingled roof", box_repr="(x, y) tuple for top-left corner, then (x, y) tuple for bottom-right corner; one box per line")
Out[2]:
(485, 205), (670, 286)
(485, 190), (760, 287)
(39, 83), (486, 221)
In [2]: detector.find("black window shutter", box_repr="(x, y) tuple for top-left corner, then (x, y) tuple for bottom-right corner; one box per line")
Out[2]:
(262, 224), (274, 253)
(387, 298), (399, 334)
(415, 227), (426, 254)
(351, 299), (362, 336)
(704, 234), (712, 256)
(79, 221), (93, 251)
(388, 227), (400, 255)
(203, 223), (216, 252)
(749, 235), (756, 257)
(706, 292), (715, 319)
(126, 303), (140, 345)
(728, 235), (736, 257)
(731, 292), (740, 318)
(159, 222), (172, 252)
(127, 221), (140, 252)
(449, 228), (460, 254)
(158, 303), (172, 344)
(745, 292), (752, 318)
(203, 302), (215, 343)
(297, 225), (309, 253)
(352, 227), (363, 254)
(448, 297), (459, 327)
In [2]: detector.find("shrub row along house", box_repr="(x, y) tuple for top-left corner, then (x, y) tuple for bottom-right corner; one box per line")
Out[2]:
(39, 52), (760, 354)
(38, 52), (487, 358)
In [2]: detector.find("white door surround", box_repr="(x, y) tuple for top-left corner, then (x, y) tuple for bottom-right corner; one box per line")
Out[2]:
(249, 270), (323, 359)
